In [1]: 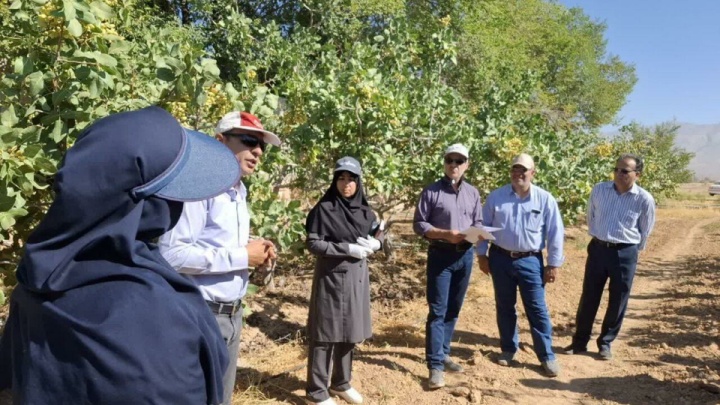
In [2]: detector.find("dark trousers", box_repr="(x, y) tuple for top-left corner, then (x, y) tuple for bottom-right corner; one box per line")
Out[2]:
(425, 247), (474, 370)
(572, 240), (639, 350)
(215, 310), (243, 405)
(306, 341), (354, 402)
(489, 251), (555, 361)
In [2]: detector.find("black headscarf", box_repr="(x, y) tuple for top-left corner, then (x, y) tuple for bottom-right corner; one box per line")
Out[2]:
(0, 107), (227, 404)
(305, 169), (376, 243)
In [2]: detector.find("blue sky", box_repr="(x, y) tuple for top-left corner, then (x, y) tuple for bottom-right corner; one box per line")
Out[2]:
(557, 0), (720, 130)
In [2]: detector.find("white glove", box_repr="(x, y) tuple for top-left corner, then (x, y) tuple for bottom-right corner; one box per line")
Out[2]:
(357, 236), (381, 252)
(348, 243), (373, 259)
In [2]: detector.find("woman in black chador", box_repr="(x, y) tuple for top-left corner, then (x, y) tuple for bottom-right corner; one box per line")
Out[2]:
(304, 156), (383, 405)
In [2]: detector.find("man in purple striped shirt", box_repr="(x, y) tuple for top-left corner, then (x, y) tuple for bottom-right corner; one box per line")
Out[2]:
(413, 143), (484, 389)
(564, 153), (656, 361)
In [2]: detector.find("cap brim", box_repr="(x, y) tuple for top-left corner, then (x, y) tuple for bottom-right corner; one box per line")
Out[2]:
(445, 152), (468, 158)
(334, 166), (362, 176)
(233, 125), (281, 146)
(154, 129), (241, 202)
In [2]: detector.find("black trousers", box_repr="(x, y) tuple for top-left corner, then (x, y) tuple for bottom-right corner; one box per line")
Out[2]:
(572, 239), (639, 350)
(306, 341), (354, 402)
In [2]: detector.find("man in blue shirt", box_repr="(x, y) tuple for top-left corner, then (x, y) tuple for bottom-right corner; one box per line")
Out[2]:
(477, 153), (564, 377)
(564, 153), (655, 361)
(413, 143), (484, 389)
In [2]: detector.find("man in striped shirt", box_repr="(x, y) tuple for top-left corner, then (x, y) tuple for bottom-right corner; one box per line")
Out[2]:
(564, 153), (656, 360)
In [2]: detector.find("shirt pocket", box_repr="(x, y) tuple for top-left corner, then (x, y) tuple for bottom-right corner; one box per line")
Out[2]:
(494, 205), (510, 227)
(623, 211), (640, 226)
(524, 206), (543, 232)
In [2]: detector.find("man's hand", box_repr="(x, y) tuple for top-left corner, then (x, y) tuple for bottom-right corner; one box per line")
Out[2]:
(261, 239), (277, 265)
(477, 255), (490, 275)
(544, 266), (559, 283)
(446, 230), (467, 244)
(247, 239), (271, 267)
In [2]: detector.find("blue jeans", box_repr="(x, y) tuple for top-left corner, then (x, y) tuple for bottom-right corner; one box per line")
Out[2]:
(425, 247), (474, 370)
(572, 240), (638, 350)
(489, 251), (555, 362)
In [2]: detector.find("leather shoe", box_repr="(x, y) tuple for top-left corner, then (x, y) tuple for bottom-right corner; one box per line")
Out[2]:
(443, 357), (464, 373)
(599, 347), (613, 360)
(562, 344), (587, 355)
(428, 369), (445, 389)
(541, 359), (560, 377)
(497, 352), (515, 366)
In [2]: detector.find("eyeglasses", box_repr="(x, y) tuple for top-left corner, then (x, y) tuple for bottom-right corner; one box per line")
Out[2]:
(511, 167), (530, 174)
(223, 132), (266, 152)
(614, 168), (637, 175)
(444, 157), (467, 165)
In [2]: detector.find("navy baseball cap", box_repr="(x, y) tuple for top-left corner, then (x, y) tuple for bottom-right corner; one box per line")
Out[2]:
(131, 111), (240, 202)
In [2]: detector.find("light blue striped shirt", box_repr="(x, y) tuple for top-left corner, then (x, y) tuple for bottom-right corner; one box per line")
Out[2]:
(587, 181), (656, 250)
(477, 184), (565, 267)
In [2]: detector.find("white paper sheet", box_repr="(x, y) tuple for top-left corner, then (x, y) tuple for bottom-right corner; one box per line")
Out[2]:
(461, 226), (502, 243)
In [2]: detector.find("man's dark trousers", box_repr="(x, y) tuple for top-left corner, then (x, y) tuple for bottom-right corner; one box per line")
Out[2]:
(425, 247), (473, 370)
(572, 239), (639, 350)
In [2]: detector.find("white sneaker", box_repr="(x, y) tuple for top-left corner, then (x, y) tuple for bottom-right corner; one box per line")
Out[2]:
(329, 387), (363, 404)
(306, 398), (338, 405)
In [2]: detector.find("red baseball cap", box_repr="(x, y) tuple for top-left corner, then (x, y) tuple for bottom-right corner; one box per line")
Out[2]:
(214, 111), (281, 146)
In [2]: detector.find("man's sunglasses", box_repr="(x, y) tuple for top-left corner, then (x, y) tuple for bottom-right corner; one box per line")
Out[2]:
(614, 167), (637, 174)
(223, 132), (266, 152)
(444, 157), (467, 165)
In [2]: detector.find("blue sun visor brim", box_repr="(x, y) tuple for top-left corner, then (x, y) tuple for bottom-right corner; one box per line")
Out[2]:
(132, 128), (240, 202)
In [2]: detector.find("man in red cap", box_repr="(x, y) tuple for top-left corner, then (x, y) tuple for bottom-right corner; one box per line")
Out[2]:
(159, 111), (281, 405)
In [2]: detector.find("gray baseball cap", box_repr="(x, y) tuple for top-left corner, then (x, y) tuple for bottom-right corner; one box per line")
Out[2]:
(334, 156), (362, 176)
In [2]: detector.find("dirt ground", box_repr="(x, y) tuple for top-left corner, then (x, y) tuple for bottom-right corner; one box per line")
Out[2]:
(233, 185), (720, 405)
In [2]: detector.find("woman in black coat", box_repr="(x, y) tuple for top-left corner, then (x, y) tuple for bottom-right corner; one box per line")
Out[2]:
(304, 157), (383, 405)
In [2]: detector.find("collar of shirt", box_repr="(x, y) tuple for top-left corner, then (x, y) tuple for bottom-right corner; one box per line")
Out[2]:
(508, 184), (535, 201)
(228, 180), (247, 201)
(606, 181), (639, 195)
(440, 176), (464, 190)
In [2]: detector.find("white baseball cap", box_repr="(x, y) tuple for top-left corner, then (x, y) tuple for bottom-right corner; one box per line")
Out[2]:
(511, 153), (535, 169)
(214, 111), (281, 146)
(444, 143), (469, 159)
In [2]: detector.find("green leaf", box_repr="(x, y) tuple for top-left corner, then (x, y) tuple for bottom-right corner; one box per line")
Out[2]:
(201, 59), (220, 79)
(0, 213), (17, 230)
(50, 119), (64, 143)
(9, 0), (22, 10)
(89, 1), (113, 18)
(67, 18), (83, 37)
(156, 67), (175, 82)
(88, 79), (99, 98)
(63, 0), (76, 21)
(0, 290), (5, 307)
(93, 52), (117, 67)
(26, 71), (44, 96)
(1, 106), (19, 127)
(246, 283), (259, 296)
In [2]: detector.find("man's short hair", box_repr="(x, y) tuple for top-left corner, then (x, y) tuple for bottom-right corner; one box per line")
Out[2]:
(618, 153), (644, 173)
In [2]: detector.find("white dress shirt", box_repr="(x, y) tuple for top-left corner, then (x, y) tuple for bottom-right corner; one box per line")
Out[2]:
(587, 181), (656, 250)
(159, 182), (250, 303)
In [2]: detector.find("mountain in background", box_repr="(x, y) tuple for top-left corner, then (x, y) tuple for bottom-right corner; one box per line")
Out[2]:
(674, 123), (720, 181)
(603, 123), (719, 181)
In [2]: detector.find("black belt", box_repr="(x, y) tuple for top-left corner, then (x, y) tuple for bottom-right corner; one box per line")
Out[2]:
(490, 244), (540, 259)
(206, 299), (242, 316)
(429, 240), (473, 252)
(591, 238), (635, 249)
